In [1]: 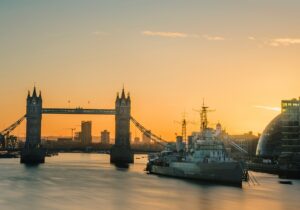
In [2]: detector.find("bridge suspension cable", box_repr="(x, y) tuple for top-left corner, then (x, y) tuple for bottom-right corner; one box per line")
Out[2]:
(130, 116), (173, 148)
(0, 115), (26, 136)
(228, 140), (249, 154)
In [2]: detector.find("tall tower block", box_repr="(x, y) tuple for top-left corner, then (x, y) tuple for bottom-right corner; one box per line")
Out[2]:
(21, 87), (45, 164)
(110, 88), (134, 164)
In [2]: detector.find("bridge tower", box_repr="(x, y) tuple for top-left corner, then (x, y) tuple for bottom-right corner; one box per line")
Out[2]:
(21, 86), (45, 164)
(110, 88), (134, 164)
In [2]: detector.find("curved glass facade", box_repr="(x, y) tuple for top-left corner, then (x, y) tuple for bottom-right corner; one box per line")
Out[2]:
(257, 98), (300, 158)
(256, 114), (282, 157)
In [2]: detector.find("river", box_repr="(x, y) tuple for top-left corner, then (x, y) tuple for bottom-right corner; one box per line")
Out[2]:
(0, 153), (299, 210)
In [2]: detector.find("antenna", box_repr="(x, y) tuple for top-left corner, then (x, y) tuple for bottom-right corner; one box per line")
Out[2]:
(193, 100), (215, 132)
(174, 112), (195, 146)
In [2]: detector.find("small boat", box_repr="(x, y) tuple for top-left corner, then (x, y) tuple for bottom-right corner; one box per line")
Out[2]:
(279, 180), (293, 185)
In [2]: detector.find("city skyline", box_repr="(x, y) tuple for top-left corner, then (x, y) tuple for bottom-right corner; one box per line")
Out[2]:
(1, 0), (300, 140)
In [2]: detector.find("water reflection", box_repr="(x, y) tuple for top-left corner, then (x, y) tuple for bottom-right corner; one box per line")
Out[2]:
(0, 153), (299, 210)
(113, 163), (130, 170)
(23, 163), (41, 168)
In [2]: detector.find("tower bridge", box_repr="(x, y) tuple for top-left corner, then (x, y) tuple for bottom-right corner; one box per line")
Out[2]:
(1, 86), (169, 165)
(20, 86), (133, 164)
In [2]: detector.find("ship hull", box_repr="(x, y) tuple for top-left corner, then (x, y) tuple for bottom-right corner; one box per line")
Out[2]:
(149, 162), (243, 186)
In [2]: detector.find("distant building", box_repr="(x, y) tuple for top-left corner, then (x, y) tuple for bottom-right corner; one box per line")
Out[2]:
(142, 130), (151, 144)
(257, 98), (300, 157)
(215, 123), (222, 137)
(176, 136), (184, 152)
(57, 137), (73, 143)
(81, 121), (92, 144)
(100, 130), (110, 144)
(229, 131), (259, 156)
(1, 135), (18, 150)
(133, 137), (140, 144)
(74, 132), (82, 142)
(281, 98), (300, 154)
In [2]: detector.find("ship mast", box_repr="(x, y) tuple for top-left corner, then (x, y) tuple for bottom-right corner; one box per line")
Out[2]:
(182, 118), (187, 144)
(194, 99), (215, 132)
(174, 112), (190, 146)
(201, 101), (209, 131)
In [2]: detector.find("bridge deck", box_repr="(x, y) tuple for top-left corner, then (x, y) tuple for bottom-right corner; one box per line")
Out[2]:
(42, 108), (115, 115)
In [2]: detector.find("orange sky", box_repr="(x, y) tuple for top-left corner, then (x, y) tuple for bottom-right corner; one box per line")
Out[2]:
(0, 1), (299, 141)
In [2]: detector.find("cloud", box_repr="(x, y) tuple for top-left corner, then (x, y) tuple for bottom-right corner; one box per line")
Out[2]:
(141, 31), (226, 41)
(248, 36), (300, 47)
(268, 38), (300, 47)
(93, 31), (109, 36)
(203, 35), (225, 41)
(142, 30), (189, 38)
(253, 105), (281, 112)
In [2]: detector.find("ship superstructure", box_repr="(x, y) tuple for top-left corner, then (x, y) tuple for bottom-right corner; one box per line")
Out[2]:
(146, 103), (248, 186)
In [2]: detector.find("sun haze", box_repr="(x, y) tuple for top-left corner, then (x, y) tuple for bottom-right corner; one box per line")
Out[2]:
(1, 0), (299, 140)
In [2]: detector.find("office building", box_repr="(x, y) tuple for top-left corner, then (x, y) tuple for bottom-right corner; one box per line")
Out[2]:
(101, 130), (110, 144)
(81, 121), (92, 144)
(257, 98), (300, 157)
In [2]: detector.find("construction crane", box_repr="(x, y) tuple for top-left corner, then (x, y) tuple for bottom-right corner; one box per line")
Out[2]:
(62, 128), (77, 140)
(193, 100), (215, 131)
(65, 128), (76, 140)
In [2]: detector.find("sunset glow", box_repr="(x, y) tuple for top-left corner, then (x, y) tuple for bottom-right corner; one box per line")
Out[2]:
(0, 0), (299, 141)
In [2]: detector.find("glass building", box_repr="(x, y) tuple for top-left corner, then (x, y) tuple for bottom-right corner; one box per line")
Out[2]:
(256, 98), (300, 158)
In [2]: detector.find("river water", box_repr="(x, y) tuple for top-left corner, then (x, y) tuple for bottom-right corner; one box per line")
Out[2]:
(0, 153), (299, 210)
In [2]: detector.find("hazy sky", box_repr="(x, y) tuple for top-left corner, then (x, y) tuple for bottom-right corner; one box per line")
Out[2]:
(0, 0), (300, 141)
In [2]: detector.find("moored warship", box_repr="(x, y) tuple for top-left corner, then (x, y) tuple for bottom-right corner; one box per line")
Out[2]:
(146, 104), (248, 186)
